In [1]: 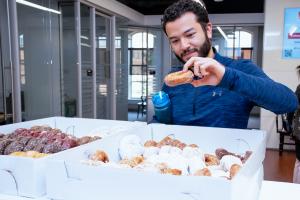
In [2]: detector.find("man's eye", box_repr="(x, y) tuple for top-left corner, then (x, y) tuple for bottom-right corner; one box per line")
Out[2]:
(171, 40), (178, 44)
(187, 33), (195, 38)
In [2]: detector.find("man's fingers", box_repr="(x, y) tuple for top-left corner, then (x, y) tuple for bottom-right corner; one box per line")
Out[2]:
(191, 79), (205, 87)
(183, 57), (199, 71)
(193, 61), (201, 77)
(183, 57), (195, 69)
(199, 62), (212, 77)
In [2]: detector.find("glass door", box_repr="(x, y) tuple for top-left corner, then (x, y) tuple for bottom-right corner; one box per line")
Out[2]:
(60, 2), (77, 118)
(0, 0), (15, 124)
(126, 27), (163, 122)
(80, 4), (113, 119)
(116, 18), (129, 121)
(16, 0), (62, 120)
(61, 2), (114, 119)
(80, 4), (93, 118)
(0, 1), (13, 125)
(95, 13), (111, 119)
(127, 27), (149, 122)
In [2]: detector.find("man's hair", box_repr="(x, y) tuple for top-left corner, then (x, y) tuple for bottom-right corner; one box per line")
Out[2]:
(161, 0), (209, 34)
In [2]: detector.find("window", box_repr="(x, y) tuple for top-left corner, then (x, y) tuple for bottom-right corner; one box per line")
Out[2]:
(128, 32), (155, 100)
(227, 30), (252, 48)
(213, 26), (254, 60)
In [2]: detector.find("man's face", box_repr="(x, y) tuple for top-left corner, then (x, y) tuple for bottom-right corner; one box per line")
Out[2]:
(165, 12), (212, 63)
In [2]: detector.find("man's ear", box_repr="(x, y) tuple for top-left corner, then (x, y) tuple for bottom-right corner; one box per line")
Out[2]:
(206, 22), (213, 39)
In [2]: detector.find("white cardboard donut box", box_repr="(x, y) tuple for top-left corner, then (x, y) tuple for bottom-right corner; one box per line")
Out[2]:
(46, 123), (266, 200)
(0, 117), (146, 198)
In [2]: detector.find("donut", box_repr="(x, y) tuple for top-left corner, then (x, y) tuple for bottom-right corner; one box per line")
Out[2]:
(171, 139), (181, 147)
(164, 70), (194, 87)
(131, 155), (144, 166)
(215, 148), (230, 160)
(204, 154), (220, 166)
(182, 146), (203, 159)
(157, 136), (173, 147)
(188, 156), (206, 174)
(144, 140), (157, 147)
(215, 148), (243, 160)
(189, 144), (199, 148)
(229, 164), (241, 179)
(90, 150), (109, 163)
(143, 146), (159, 158)
(162, 168), (182, 176)
(220, 155), (242, 171)
(119, 156), (144, 168)
(194, 168), (211, 176)
(176, 142), (187, 150)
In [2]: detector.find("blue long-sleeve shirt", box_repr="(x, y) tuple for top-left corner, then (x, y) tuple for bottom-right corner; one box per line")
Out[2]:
(157, 52), (298, 129)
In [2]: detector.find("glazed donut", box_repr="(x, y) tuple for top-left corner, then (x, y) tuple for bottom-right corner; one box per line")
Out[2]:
(204, 154), (220, 166)
(189, 144), (199, 148)
(177, 142), (187, 150)
(162, 168), (182, 176)
(119, 156), (144, 168)
(229, 164), (241, 179)
(144, 140), (157, 147)
(194, 168), (211, 176)
(90, 150), (109, 163)
(157, 136), (173, 147)
(164, 70), (194, 87)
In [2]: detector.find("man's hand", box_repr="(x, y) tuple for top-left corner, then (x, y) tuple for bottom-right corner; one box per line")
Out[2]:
(183, 57), (226, 87)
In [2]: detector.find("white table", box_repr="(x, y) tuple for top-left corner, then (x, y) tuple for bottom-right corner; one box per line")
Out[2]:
(0, 181), (299, 200)
(258, 181), (300, 200)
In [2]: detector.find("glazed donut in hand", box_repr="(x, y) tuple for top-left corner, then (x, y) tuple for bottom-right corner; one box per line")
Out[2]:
(164, 70), (194, 87)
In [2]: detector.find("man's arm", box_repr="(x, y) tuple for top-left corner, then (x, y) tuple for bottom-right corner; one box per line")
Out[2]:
(218, 62), (298, 114)
(182, 56), (297, 114)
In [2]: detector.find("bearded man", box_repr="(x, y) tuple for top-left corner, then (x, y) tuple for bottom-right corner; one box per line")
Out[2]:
(154, 0), (298, 128)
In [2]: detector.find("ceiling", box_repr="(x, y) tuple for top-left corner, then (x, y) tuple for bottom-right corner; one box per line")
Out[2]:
(115, 0), (264, 15)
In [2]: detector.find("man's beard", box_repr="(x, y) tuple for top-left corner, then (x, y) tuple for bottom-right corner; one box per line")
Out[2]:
(175, 35), (212, 64)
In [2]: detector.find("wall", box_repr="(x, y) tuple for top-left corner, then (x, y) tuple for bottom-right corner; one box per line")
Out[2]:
(262, 0), (300, 149)
(144, 13), (264, 26)
(85, 0), (144, 24)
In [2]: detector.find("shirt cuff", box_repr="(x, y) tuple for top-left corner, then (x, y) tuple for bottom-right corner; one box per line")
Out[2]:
(218, 67), (236, 90)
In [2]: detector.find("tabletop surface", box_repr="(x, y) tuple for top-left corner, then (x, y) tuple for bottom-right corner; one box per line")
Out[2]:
(0, 181), (299, 200)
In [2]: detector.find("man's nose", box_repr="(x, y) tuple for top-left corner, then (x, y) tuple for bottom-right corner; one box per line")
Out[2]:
(180, 38), (190, 50)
